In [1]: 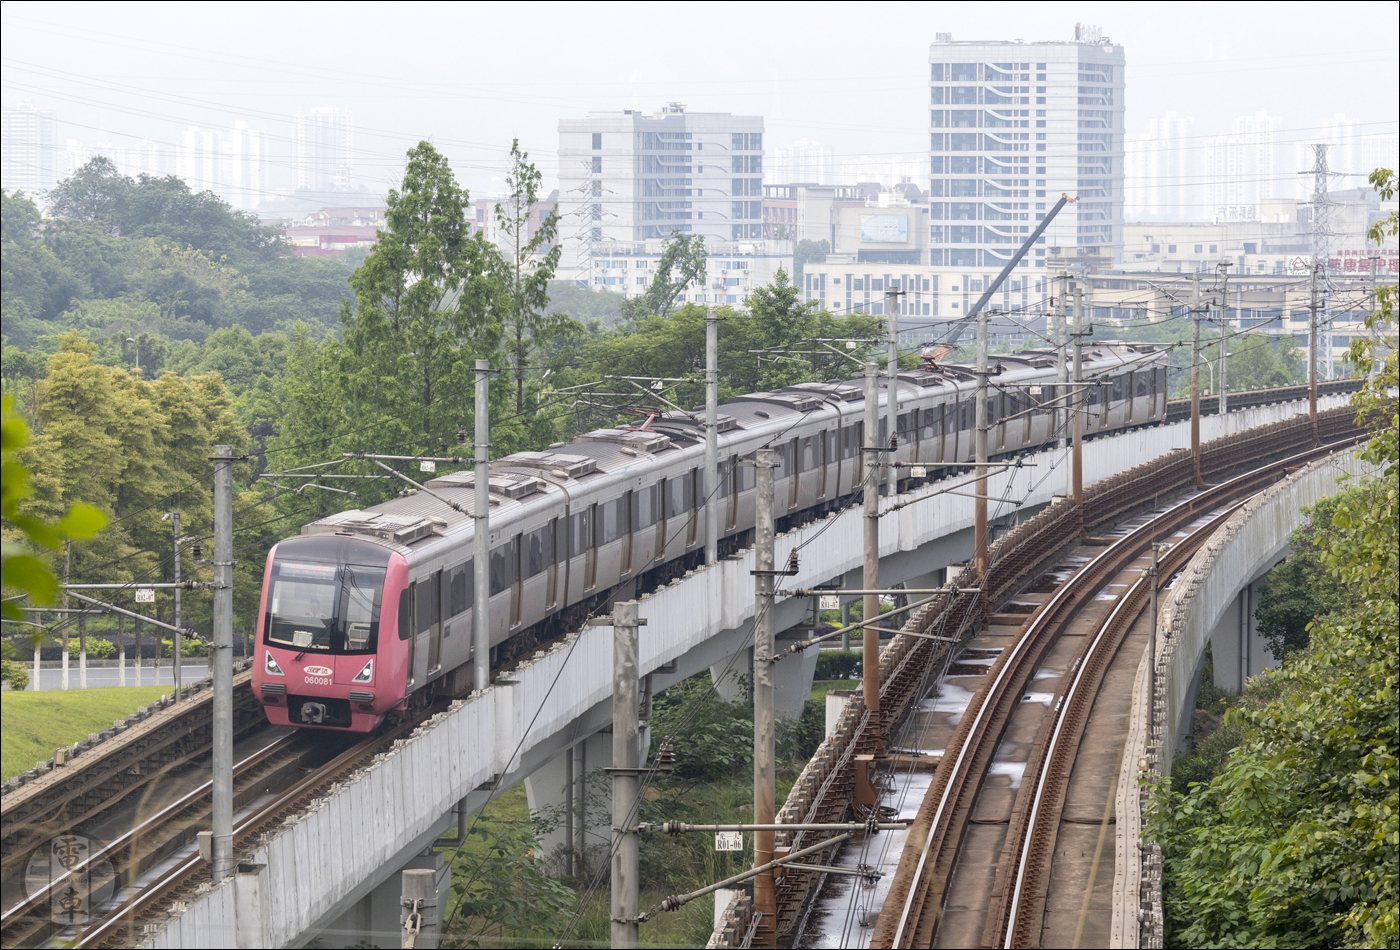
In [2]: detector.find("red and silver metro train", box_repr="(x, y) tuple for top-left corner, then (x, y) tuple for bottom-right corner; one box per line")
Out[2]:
(254, 343), (1170, 731)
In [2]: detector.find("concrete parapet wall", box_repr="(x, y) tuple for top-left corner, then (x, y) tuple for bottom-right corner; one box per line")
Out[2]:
(1112, 445), (1378, 949)
(134, 395), (1351, 948)
(1155, 448), (1374, 775)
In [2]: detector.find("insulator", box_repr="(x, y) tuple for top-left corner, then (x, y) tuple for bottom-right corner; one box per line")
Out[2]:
(191, 540), (203, 560)
(786, 550), (799, 574)
(457, 426), (467, 447)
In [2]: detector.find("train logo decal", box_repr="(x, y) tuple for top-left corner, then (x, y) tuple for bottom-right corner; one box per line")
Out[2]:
(303, 665), (332, 677)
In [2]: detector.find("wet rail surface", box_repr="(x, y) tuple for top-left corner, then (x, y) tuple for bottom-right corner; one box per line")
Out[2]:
(867, 439), (1361, 949)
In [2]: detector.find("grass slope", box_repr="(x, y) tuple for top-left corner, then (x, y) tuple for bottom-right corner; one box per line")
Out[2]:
(1, 686), (171, 780)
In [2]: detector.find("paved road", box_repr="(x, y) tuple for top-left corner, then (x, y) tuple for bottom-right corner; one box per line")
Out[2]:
(11, 664), (212, 691)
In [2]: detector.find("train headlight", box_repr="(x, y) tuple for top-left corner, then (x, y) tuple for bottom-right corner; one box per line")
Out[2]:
(352, 659), (373, 684)
(265, 651), (285, 676)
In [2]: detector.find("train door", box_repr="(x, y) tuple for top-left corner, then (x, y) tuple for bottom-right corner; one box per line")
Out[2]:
(819, 430), (834, 498)
(548, 518), (561, 607)
(726, 459), (739, 529)
(510, 536), (524, 626)
(399, 586), (416, 689)
(417, 572), (440, 678)
(581, 505), (598, 589)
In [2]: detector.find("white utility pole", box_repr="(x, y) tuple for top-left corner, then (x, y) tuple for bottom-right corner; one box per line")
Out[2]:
(211, 444), (235, 882)
(1055, 272), (1068, 465)
(752, 448), (778, 948)
(609, 601), (643, 950)
(1072, 287), (1086, 520)
(400, 867), (439, 949)
(884, 290), (901, 497)
(473, 360), (491, 691)
(1309, 263), (1320, 445)
(1190, 273), (1203, 485)
(705, 309), (720, 565)
(974, 304), (990, 612)
(168, 510), (183, 701)
(1217, 262), (1231, 416)
(861, 362), (883, 752)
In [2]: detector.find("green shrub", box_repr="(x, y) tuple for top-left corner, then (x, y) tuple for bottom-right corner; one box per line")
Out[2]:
(814, 649), (860, 680)
(66, 638), (115, 659)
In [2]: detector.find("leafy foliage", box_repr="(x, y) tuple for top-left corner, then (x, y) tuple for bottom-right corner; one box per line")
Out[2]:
(495, 140), (576, 423)
(792, 237), (829, 286)
(1, 394), (106, 621)
(1148, 169), (1399, 950)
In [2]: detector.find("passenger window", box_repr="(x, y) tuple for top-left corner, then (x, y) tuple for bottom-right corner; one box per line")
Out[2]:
(739, 454), (756, 491)
(667, 474), (693, 517)
(397, 589), (411, 641)
(416, 573), (438, 634)
(525, 524), (553, 578)
(843, 423), (862, 459)
(449, 561), (471, 614)
(635, 484), (657, 528)
(602, 494), (630, 544)
(570, 508), (593, 557)
(801, 436), (817, 471)
(490, 543), (515, 595)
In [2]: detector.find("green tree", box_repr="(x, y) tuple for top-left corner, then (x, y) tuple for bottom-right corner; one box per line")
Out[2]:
(1, 394), (106, 622)
(625, 231), (708, 323)
(494, 140), (576, 419)
(335, 141), (501, 447)
(45, 156), (130, 229)
(792, 237), (829, 286)
(1148, 167), (1398, 950)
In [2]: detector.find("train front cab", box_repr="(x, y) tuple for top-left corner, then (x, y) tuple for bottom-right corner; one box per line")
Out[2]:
(252, 536), (409, 732)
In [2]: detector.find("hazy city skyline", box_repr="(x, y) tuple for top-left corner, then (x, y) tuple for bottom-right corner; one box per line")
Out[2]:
(3, 3), (1396, 206)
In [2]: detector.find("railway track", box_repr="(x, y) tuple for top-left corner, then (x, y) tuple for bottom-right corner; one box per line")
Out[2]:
(1162, 376), (1359, 423)
(1, 666), (266, 883)
(0, 730), (323, 949)
(716, 404), (1366, 947)
(67, 707), (443, 950)
(869, 438), (1361, 949)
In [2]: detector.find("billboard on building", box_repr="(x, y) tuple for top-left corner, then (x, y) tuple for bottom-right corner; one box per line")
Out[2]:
(860, 214), (908, 243)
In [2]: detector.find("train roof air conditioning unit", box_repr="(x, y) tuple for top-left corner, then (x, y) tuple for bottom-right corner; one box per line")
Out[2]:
(306, 511), (437, 544)
(577, 428), (673, 454)
(499, 451), (599, 479)
(424, 470), (545, 499)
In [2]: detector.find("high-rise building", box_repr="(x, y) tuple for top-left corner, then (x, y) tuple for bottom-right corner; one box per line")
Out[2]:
(225, 121), (267, 210)
(1125, 111), (1194, 220)
(178, 126), (222, 193)
(1, 102), (57, 196)
(558, 102), (764, 258)
(296, 107), (354, 192)
(927, 34), (1126, 268)
(1205, 111), (1281, 221)
(775, 138), (832, 184)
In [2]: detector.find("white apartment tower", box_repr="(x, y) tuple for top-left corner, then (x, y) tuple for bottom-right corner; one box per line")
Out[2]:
(927, 35), (1126, 268)
(557, 104), (764, 265)
(178, 126), (222, 193)
(296, 107), (354, 192)
(775, 138), (832, 185)
(225, 120), (266, 210)
(1125, 112), (1194, 219)
(1, 102), (57, 196)
(1205, 111), (1281, 221)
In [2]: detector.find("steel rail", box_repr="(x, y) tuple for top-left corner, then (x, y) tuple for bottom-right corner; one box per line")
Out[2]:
(0, 732), (302, 933)
(886, 490), (1160, 948)
(882, 436), (1363, 948)
(996, 500), (1241, 948)
(74, 712), (434, 949)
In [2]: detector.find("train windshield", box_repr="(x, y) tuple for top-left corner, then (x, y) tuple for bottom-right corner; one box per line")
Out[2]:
(264, 560), (385, 655)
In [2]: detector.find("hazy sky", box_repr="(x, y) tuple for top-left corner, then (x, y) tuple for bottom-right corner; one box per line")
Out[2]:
(4, 1), (1397, 200)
